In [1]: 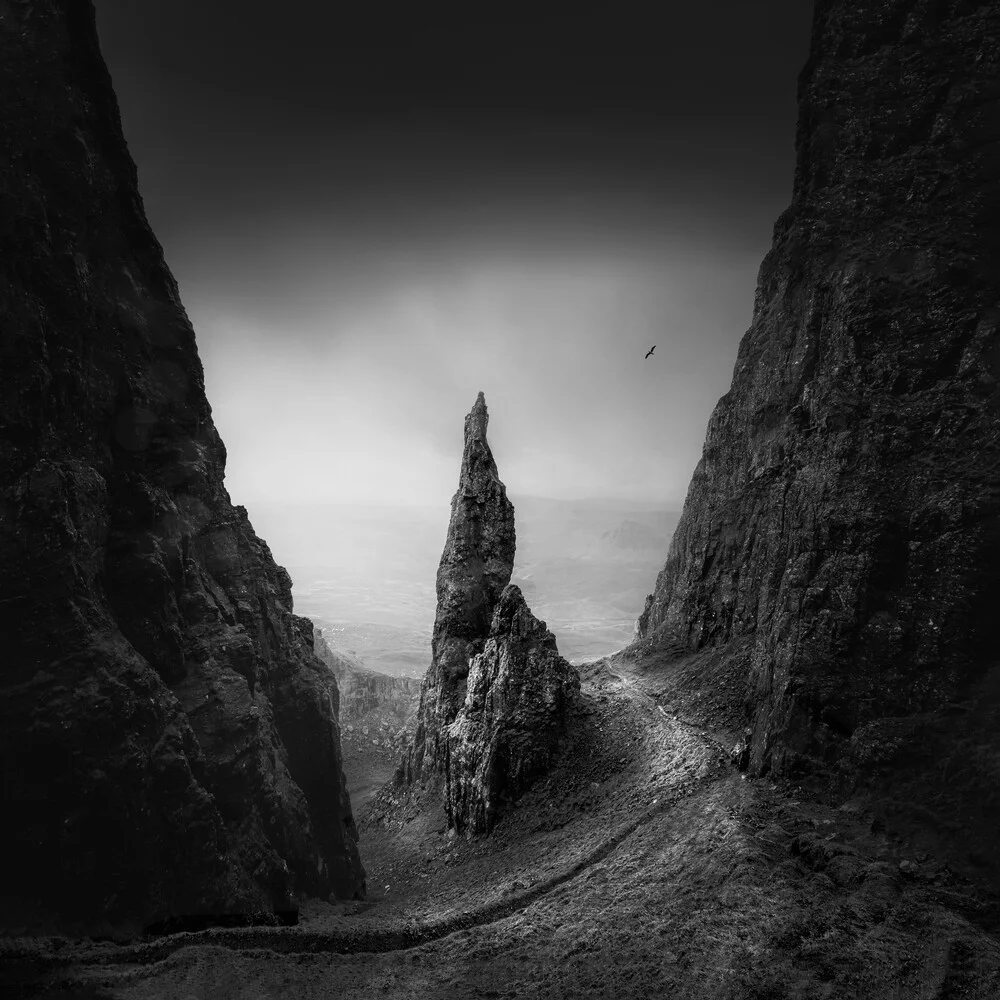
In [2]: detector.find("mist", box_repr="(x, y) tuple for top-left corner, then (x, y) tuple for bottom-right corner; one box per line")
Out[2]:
(95, 3), (812, 513)
(92, 2), (813, 667)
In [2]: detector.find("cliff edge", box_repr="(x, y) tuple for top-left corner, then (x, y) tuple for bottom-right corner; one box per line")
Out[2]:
(0, 1), (365, 933)
(634, 0), (1000, 790)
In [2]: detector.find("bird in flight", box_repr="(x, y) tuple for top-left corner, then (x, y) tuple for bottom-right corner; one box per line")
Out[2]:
(644, 345), (656, 359)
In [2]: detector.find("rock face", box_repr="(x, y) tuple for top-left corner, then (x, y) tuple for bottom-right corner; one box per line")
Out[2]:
(402, 393), (579, 833)
(406, 392), (517, 780)
(634, 0), (1000, 778)
(314, 630), (420, 750)
(447, 584), (581, 834)
(0, 2), (364, 932)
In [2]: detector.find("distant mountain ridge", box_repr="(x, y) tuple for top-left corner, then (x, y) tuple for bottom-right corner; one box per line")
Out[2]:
(598, 518), (672, 555)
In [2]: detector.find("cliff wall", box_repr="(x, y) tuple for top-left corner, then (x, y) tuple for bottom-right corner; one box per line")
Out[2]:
(314, 630), (420, 749)
(0, 1), (365, 931)
(635, 0), (1000, 780)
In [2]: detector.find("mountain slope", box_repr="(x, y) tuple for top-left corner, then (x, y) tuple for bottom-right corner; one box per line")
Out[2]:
(0, 1), (364, 933)
(634, 0), (1000, 788)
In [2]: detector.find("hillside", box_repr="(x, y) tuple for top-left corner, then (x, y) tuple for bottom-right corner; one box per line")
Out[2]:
(313, 630), (421, 813)
(26, 650), (1000, 997)
(4, 0), (999, 996)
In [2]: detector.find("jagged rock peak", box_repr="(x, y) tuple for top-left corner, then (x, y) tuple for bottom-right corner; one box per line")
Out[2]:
(433, 392), (516, 705)
(464, 390), (489, 448)
(402, 396), (578, 833)
(406, 392), (516, 781)
(457, 391), (492, 499)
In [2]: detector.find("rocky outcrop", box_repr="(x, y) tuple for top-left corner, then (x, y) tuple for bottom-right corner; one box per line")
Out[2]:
(447, 585), (580, 834)
(0, 1), (364, 933)
(314, 629), (420, 750)
(405, 392), (517, 781)
(401, 393), (579, 833)
(634, 0), (1000, 779)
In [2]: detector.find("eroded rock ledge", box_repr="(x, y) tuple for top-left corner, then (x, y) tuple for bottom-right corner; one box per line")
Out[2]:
(0, 1), (364, 932)
(400, 393), (579, 833)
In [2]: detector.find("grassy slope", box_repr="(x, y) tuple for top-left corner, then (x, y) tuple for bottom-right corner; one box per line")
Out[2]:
(11, 649), (1000, 998)
(341, 740), (406, 818)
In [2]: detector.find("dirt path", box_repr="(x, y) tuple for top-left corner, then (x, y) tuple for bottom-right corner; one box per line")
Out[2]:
(607, 661), (735, 760)
(24, 658), (733, 978)
(17, 653), (1000, 998)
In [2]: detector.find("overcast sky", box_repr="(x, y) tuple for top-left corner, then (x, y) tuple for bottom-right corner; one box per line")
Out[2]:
(94, 4), (813, 509)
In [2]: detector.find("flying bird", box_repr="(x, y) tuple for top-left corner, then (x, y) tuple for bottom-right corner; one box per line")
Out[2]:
(644, 345), (656, 359)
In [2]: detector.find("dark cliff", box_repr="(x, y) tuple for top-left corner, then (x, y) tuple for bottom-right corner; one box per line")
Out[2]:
(0, 1), (365, 932)
(635, 0), (1000, 786)
(402, 394), (579, 833)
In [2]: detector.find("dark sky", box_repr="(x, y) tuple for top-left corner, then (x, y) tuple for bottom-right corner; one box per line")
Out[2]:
(94, 4), (814, 509)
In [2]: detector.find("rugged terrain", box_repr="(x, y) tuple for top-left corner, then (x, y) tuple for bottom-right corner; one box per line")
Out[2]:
(11, 648), (1000, 997)
(3, 0), (999, 996)
(402, 393), (580, 834)
(634, 0), (1000, 788)
(0, 0), (363, 935)
(314, 631), (420, 813)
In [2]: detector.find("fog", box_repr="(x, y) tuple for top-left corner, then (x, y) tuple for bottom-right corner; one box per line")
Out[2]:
(249, 496), (681, 674)
(96, 3), (812, 512)
(198, 251), (760, 509)
(93, 3), (812, 666)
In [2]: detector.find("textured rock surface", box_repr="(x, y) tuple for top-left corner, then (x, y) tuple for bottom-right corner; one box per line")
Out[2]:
(405, 392), (517, 782)
(0, 1), (364, 932)
(401, 394), (578, 832)
(447, 585), (580, 834)
(634, 0), (1000, 779)
(314, 630), (420, 749)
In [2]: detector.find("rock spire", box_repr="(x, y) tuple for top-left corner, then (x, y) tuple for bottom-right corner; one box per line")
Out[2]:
(402, 393), (579, 833)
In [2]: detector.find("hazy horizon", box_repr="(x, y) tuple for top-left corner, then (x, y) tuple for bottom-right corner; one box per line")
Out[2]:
(247, 495), (681, 675)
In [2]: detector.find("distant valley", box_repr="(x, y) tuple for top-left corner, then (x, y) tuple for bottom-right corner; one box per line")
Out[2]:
(247, 497), (680, 676)
(511, 496), (680, 663)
